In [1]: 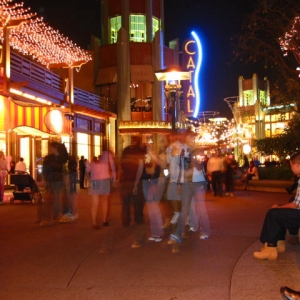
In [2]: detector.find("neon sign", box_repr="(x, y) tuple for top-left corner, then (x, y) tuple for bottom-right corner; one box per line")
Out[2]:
(182, 31), (202, 118)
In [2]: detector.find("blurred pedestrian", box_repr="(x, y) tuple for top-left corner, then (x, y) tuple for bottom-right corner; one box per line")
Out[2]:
(223, 156), (235, 197)
(0, 151), (8, 204)
(120, 136), (145, 228)
(40, 142), (68, 224)
(68, 155), (77, 194)
(132, 141), (166, 246)
(60, 152), (78, 223)
(168, 130), (211, 253)
(79, 156), (86, 189)
(86, 145), (116, 229)
(207, 152), (224, 197)
(164, 129), (186, 232)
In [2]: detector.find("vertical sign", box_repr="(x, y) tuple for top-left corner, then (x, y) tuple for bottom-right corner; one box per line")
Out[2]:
(182, 31), (202, 118)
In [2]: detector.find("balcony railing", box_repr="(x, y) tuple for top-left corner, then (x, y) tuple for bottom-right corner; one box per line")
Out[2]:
(9, 51), (116, 114)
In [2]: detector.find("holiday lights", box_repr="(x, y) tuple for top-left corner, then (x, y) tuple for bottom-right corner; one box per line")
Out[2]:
(279, 16), (300, 66)
(0, 0), (92, 68)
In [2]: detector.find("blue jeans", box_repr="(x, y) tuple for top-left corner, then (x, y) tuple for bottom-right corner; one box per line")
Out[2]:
(69, 172), (77, 194)
(172, 181), (210, 241)
(142, 178), (164, 237)
(62, 173), (76, 216)
(50, 180), (63, 219)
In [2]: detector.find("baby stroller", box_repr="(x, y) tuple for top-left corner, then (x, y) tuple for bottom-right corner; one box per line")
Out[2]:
(10, 173), (42, 204)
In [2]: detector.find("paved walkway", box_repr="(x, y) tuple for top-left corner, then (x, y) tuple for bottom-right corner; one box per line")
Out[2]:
(0, 185), (299, 300)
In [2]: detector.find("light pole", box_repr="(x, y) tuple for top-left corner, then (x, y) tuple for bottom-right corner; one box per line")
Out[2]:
(155, 66), (190, 133)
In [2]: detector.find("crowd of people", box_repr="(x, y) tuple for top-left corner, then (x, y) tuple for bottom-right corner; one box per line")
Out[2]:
(2, 130), (300, 259)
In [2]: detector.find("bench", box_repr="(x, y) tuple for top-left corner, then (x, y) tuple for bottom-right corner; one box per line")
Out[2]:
(233, 179), (292, 193)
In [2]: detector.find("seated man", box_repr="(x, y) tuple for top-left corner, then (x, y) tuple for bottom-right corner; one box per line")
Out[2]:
(280, 286), (300, 300)
(253, 152), (300, 260)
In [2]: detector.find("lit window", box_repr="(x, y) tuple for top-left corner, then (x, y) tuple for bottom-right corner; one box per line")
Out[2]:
(130, 14), (146, 42)
(243, 90), (254, 105)
(110, 16), (122, 44)
(152, 17), (160, 39)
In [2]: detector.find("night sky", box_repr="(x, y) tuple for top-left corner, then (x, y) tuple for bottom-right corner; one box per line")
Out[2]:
(22, 0), (264, 119)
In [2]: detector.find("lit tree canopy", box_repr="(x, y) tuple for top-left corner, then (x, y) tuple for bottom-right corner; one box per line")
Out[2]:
(231, 0), (300, 110)
(280, 16), (300, 66)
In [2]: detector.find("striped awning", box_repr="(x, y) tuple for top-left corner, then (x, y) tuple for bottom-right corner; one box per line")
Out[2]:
(0, 96), (72, 135)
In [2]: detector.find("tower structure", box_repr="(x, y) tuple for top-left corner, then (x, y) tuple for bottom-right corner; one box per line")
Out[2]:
(97, 0), (177, 156)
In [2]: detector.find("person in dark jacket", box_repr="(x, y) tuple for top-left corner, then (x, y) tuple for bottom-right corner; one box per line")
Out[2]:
(40, 142), (68, 223)
(79, 156), (86, 189)
(120, 136), (145, 228)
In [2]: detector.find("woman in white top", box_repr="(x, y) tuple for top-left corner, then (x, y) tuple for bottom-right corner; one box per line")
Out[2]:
(0, 151), (8, 203)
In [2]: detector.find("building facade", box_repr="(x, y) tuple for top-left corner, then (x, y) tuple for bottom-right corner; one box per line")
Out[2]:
(231, 73), (296, 162)
(97, 0), (179, 157)
(0, 1), (116, 183)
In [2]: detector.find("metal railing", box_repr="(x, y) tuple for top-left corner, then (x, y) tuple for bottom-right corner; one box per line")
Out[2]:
(10, 51), (116, 113)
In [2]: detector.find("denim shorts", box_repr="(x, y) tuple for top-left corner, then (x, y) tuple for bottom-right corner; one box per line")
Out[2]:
(89, 178), (110, 195)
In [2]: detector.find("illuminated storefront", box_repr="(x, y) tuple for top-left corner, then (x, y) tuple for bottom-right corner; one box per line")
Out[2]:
(0, 1), (115, 183)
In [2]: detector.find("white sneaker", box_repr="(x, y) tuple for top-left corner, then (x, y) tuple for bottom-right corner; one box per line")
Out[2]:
(200, 234), (209, 240)
(148, 236), (162, 242)
(189, 227), (197, 232)
(60, 214), (75, 223)
(170, 212), (179, 224)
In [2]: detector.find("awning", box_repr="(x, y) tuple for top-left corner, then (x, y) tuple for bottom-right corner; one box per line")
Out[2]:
(0, 96), (72, 135)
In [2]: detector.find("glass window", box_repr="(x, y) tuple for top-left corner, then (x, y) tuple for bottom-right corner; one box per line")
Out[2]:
(110, 16), (122, 44)
(77, 133), (90, 161)
(94, 135), (101, 158)
(130, 14), (146, 42)
(243, 90), (254, 105)
(152, 17), (160, 39)
(0, 132), (6, 154)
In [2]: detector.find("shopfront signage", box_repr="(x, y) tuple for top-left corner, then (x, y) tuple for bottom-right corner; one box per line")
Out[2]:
(182, 31), (202, 118)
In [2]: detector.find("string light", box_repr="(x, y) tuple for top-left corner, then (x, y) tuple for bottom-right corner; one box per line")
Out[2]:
(0, 0), (92, 68)
(279, 15), (300, 66)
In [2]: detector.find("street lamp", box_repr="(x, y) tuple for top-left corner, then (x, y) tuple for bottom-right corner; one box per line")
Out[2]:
(155, 66), (190, 133)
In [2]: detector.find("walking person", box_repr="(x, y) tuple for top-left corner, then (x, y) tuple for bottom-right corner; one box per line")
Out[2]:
(0, 151), (8, 204)
(86, 146), (116, 229)
(68, 155), (77, 194)
(207, 152), (224, 196)
(79, 156), (86, 189)
(120, 136), (145, 228)
(184, 148), (211, 240)
(133, 141), (166, 245)
(60, 152), (78, 223)
(223, 155), (235, 196)
(40, 142), (68, 224)
(168, 130), (211, 253)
